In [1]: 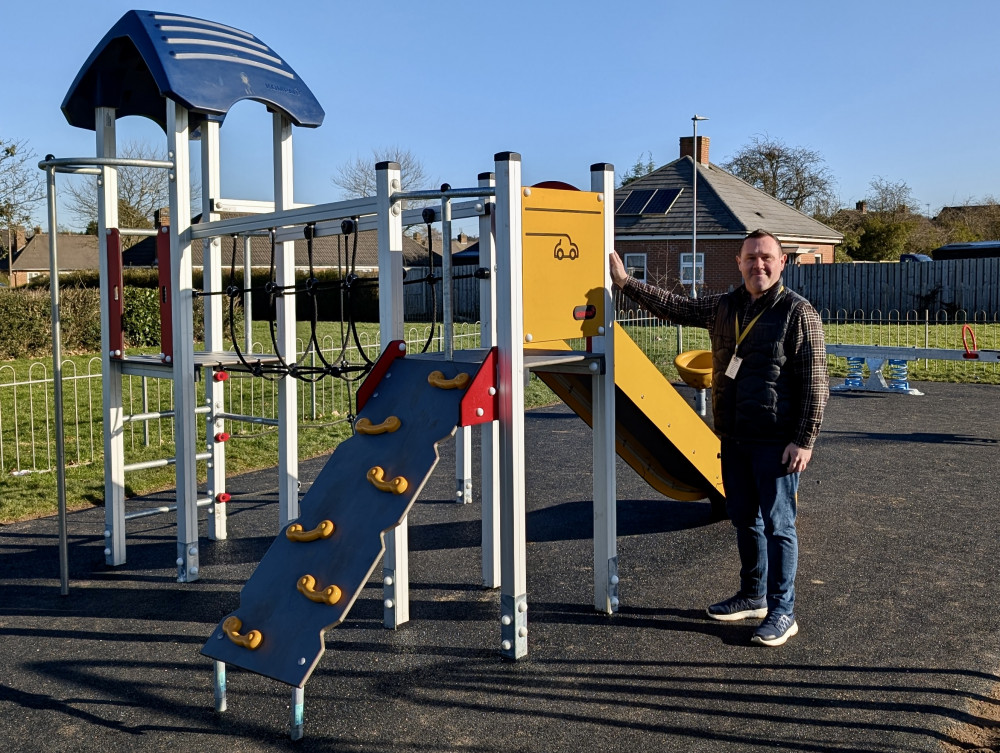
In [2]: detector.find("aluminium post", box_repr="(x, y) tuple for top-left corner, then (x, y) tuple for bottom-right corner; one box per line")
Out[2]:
(590, 163), (618, 614)
(167, 100), (201, 582)
(201, 118), (228, 541)
(273, 112), (299, 526)
(44, 163), (69, 595)
(376, 160), (409, 628)
(96, 107), (126, 568)
(494, 152), (528, 659)
(478, 171), (501, 588)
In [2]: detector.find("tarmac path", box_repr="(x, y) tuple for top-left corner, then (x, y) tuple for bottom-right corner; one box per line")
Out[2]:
(1, 382), (998, 752)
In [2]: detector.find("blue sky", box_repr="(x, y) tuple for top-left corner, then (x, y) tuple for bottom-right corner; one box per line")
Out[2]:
(8, 1), (1000, 230)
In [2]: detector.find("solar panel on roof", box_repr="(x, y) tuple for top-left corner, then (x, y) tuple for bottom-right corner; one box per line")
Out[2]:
(642, 188), (682, 214)
(616, 189), (655, 215)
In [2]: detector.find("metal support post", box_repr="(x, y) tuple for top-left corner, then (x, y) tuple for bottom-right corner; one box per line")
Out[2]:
(494, 152), (528, 658)
(478, 172), (501, 588)
(290, 686), (304, 740)
(442, 194), (473, 503)
(590, 163), (618, 614)
(201, 118), (227, 541)
(273, 112), (299, 526)
(243, 235), (253, 353)
(456, 425), (472, 504)
(212, 661), (227, 712)
(695, 389), (707, 416)
(441, 195), (454, 360)
(167, 100), (200, 582)
(96, 107), (127, 568)
(44, 164), (70, 595)
(376, 160), (409, 628)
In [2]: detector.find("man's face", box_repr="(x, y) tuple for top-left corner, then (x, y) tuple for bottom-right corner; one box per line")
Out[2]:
(737, 236), (786, 299)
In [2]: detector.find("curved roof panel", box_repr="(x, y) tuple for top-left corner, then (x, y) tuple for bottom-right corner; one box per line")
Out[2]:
(61, 10), (324, 131)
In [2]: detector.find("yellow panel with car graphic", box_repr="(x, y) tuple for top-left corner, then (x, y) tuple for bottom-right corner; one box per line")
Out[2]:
(521, 187), (606, 343)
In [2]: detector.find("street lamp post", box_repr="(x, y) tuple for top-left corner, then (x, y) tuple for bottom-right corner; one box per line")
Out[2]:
(690, 115), (709, 417)
(691, 114), (708, 299)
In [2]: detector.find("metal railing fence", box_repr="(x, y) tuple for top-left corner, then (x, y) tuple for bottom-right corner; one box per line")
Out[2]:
(2, 310), (996, 476)
(0, 325), (481, 476)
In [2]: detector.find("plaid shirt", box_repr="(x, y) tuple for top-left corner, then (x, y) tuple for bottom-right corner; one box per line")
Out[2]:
(622, 277), (829, 450)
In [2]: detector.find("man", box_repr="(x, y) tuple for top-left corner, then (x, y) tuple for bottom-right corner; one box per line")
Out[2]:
(608, 229), (828, 647)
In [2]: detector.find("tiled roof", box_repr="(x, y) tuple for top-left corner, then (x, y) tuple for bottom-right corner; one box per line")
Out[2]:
(10, 233), (99, 272)
(9, 226), (435, 273)
(615, 157), (843, 242)
(190, 214), (447, 269)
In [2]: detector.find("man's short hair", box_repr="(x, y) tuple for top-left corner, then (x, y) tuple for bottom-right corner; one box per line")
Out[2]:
(741, 228), (784, 254)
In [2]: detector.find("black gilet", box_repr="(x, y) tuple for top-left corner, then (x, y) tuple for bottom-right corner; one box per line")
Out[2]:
(710, 285), (806, 443)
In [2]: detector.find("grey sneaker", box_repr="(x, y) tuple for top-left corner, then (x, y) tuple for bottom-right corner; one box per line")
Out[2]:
(751, 612), (798, 646)
(706, 594), (767, 621)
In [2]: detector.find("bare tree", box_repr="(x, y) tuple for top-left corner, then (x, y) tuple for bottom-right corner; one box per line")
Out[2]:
(722, 134), (837, 215)
(843, 177), (921, 261)
(63, 140), (200, 246)
(865, 176), (917, 220)
(332, 146), (433, 199)
(0, 137), (45, 259)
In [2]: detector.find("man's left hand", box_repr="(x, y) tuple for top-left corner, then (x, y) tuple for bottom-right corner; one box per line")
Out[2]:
(782, 443), (813, 473)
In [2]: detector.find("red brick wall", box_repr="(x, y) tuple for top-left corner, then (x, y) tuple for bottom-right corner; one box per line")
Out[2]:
(616, 239), (836, 292)
(617, 238), (743, 294)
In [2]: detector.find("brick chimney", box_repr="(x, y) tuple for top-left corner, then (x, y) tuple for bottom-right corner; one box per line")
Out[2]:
(680, 136), (710, 165)
(6, 225), (27, 251)
(154, 207), (170, 228)
(855, 200), (867, 214)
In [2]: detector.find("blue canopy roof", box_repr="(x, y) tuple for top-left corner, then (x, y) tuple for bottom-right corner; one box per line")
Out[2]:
(61, 10), (324, 131)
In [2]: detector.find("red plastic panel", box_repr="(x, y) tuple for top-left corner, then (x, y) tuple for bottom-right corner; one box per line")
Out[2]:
(355, 340), (407, 412)
(459, 347), (499, 427)
(157, 227), (172, 360)
(107, 228), (124, 358)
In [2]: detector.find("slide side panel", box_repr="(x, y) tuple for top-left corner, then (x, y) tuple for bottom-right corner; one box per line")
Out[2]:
(533, 323), (723, 501)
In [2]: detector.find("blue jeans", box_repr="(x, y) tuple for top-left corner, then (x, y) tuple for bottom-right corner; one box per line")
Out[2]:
(720, 439), (800, 616)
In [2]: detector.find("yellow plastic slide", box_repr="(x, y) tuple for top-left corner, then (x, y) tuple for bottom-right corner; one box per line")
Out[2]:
(531, 323), (724, 504)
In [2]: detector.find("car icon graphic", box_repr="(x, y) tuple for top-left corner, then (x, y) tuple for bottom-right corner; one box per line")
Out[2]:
(553, 236), (580, 260)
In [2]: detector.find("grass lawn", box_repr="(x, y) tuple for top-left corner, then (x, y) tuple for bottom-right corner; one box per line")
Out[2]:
(1, 317), (997, 524)
(0, 321), (557, 523)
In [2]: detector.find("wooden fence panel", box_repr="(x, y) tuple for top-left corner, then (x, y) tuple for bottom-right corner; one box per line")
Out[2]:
(783, 259), (1000, 316)
(403, 266), (480, 322)
(403, 260), (1000, 321)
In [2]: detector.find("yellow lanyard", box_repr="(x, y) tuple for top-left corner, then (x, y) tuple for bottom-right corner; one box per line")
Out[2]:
(735, 286), (784, 349)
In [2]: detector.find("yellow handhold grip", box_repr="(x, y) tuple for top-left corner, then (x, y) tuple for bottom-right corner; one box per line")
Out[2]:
(367, 466), (408, 495)
(356, 416), (401, 435)
(428, 370), (470, 390)
(297, 574), (343, 605)
(285, 519), (335, 542)
(222, 616), (262, 650)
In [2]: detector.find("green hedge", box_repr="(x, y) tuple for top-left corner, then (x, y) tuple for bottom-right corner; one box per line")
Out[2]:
(0, 290), (52, 358)
(3, 269), (377, 359)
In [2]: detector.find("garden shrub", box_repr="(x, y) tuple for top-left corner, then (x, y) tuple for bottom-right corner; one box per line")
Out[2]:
(0, 289), (51, 359)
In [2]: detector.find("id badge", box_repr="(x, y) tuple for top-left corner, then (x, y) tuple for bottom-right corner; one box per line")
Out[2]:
(724, 355), (742, 379)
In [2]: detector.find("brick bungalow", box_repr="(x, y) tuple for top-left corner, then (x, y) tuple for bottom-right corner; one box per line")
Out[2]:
(614, 136), (843, 295)
(3, 211), (459, 287)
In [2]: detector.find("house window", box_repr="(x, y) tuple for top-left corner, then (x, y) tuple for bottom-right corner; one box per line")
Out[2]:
(679, 253), (704, 285)
(623, 253), (647, 282)
(785, 247), (816, 265)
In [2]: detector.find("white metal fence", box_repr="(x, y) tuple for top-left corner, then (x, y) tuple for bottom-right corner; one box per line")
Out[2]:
(2, 309), (997, 476)
(0, 326), (481, 476)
